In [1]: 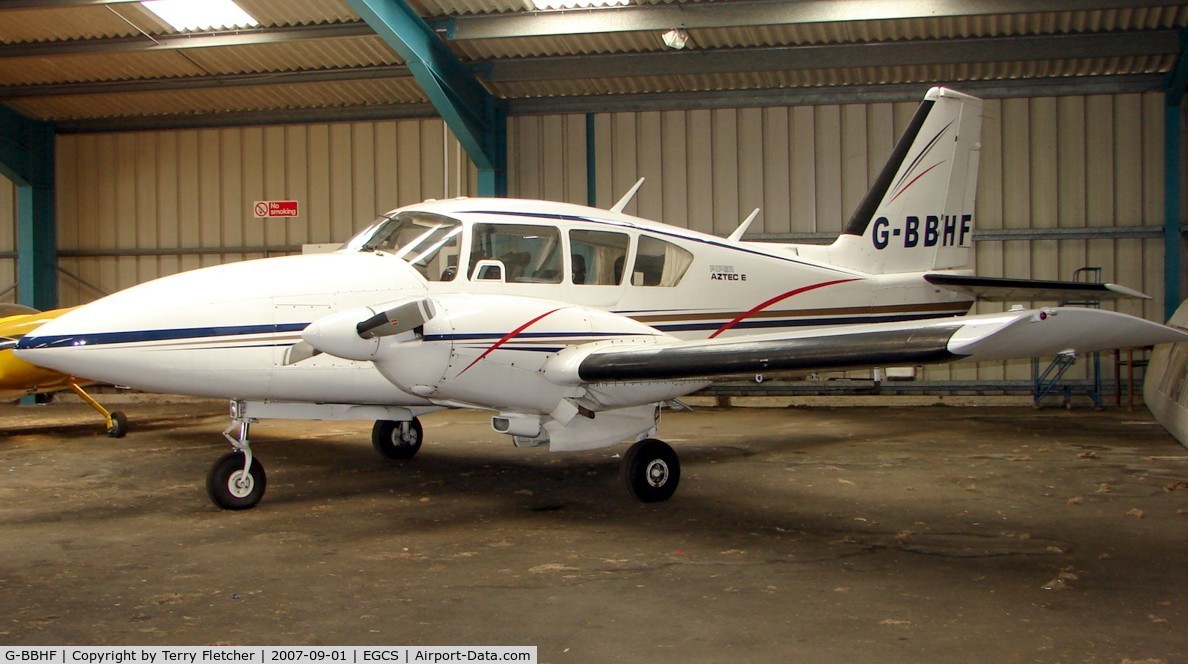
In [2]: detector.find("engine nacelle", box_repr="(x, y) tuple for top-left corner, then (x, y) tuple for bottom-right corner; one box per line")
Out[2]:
(369, 294), (670, 413)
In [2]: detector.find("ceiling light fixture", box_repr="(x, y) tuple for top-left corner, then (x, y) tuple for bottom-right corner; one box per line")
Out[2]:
(531, 1), (630, 10)
(662, 28), (690, 49)
(141, 0), (259, 32)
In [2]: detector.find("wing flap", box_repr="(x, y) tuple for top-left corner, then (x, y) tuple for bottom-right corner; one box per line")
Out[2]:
(571, 308), (1188, 384)
(924, 273), (1148, 301)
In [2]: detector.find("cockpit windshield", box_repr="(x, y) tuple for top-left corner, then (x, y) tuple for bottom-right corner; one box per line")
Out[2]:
(342, 211), (463, 281)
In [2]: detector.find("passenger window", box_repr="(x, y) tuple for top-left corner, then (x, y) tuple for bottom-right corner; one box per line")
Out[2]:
(631, 236), (693, 287)
(569, 230), (630, 285)
(469, 223), (562, 283)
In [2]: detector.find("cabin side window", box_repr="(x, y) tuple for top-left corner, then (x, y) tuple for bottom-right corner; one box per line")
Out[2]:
(469, 223), (562, 283)
(569, 230), (630, 285)
(631, 236), (693, 287)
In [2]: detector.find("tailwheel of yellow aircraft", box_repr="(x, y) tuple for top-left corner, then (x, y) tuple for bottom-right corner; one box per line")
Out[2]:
(372, 418), (423, 461)
(622, 438), (680, 503)
(206, 451), (267, 510)
(106, 411), (128, 438)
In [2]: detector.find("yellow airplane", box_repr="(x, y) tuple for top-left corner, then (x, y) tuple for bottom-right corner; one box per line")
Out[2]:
(0, 304), (128, 437)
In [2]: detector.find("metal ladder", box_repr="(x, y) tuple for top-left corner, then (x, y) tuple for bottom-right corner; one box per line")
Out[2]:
(1031, 267), (1103, 409)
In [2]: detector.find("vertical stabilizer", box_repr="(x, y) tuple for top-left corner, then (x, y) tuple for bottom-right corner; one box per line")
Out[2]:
(828, 87), (983, 274)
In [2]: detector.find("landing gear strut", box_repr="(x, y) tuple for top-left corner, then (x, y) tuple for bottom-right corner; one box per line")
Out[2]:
(622, 438), (681, 503)
(206, 416), (266, 510)
(66, 382), (128, 438)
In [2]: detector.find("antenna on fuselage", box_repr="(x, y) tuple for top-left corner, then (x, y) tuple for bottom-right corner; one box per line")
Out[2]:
(609, 178), (645, 214)
(727, 208), (761, 242)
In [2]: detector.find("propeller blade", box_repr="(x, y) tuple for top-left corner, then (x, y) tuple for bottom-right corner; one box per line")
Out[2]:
(282, 340), (322, 365)
(356, 299), (437, 339)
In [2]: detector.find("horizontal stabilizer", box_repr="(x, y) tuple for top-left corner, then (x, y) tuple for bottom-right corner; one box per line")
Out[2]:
(567, 308), (1187, 384)
(924, 274), (1148, 301)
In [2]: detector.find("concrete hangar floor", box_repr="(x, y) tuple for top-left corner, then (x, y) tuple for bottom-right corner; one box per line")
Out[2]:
(0, 397), (1184, 662)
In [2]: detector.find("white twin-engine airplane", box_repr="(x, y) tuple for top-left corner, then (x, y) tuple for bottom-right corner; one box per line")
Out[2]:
(17, 87), (1188, 509)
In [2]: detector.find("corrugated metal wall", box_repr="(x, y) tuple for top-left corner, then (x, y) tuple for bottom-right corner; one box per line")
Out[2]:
(0, 178), (13, 301)
(55, 120), (475, 305)
(509, 92), (1171, 382)
(11, 91), (1171, 385)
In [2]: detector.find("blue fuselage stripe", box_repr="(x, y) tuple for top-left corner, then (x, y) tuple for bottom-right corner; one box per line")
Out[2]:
(17, 323), (308, 350)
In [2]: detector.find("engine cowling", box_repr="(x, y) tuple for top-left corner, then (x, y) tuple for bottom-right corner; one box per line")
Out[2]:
(378, 294), (672, 412)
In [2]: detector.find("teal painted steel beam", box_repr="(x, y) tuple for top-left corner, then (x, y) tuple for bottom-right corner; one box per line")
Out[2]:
(1165, 31), (1188, 321)
(344, 0), (506, 196)
(586, 113), (596, 207)
(0, 104), (56, 309)
(17, 182), (56, 309)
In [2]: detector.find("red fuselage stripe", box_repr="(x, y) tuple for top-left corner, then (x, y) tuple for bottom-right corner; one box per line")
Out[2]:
(709, 278), (861, 339)
(457, 307), (564, 376)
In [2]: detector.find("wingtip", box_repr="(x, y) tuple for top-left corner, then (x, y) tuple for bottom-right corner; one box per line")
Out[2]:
(1105, 283), (1151, 300)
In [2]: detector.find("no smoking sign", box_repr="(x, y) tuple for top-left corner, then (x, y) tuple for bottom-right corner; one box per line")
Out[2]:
(253, 200), (299, 218)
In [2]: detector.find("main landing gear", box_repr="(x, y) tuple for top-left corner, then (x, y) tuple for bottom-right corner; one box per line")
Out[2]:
(621, 438), (680, 503)
(372, 418), (423, 461)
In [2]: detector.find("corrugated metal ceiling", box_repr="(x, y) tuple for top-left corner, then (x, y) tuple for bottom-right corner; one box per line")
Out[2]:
(0, 0), (1182, 129)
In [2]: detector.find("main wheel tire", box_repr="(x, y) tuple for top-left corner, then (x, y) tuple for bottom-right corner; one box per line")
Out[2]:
(372, 418), (423, 461)
(622, 438), (680, 503)
(206, 451), (267, 510)
(106, 411), (129, 438)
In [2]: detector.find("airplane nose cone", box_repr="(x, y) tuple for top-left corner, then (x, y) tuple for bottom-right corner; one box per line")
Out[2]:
(15, 252), (427, 397)
(13, 313), (92, 370)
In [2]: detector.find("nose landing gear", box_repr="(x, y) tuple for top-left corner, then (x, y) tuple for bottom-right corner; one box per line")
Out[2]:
(206, 416), (266, 510)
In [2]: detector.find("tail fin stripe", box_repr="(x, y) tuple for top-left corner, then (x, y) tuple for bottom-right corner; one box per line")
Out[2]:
(891, 120), (953, 194)
(887, 160), (945, 205)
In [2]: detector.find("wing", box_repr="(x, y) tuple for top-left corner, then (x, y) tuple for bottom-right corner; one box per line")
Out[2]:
(549, 307), (1188, 384)
(924, 274), (1148, 302)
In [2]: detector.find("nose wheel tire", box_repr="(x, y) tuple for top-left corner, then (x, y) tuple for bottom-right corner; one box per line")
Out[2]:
(206, 451), (267, 510)
(372, 417), (423, 461)
(622, 438), (680, 503)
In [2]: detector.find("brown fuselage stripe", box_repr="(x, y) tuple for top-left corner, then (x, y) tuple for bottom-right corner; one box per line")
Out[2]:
(626, 300), (969, 324)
